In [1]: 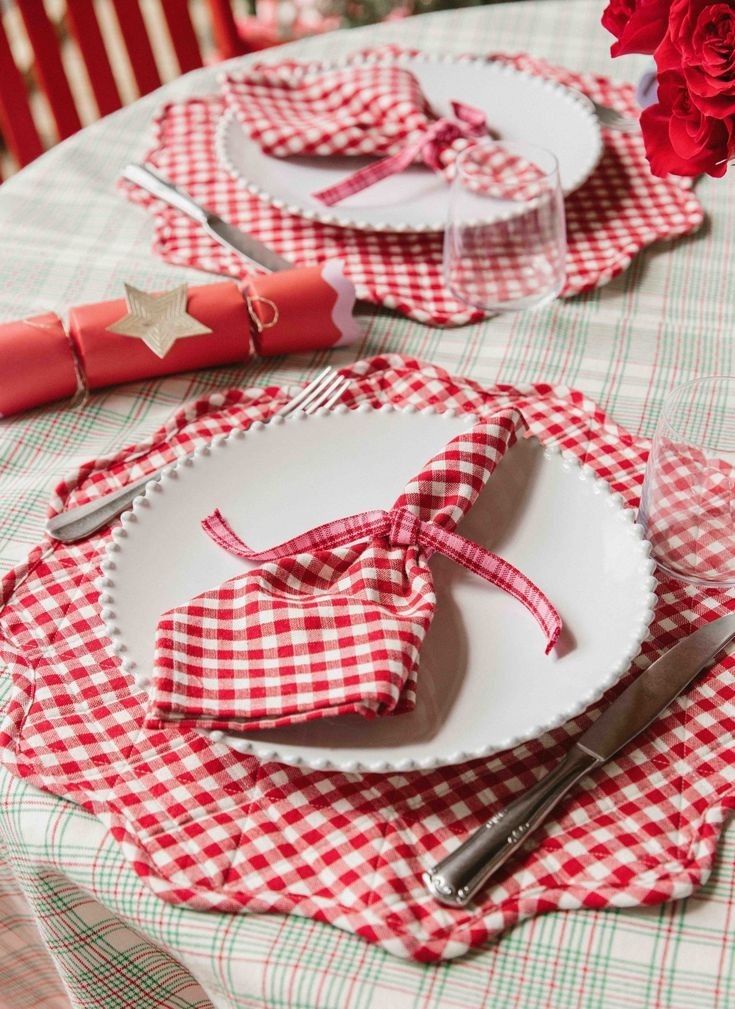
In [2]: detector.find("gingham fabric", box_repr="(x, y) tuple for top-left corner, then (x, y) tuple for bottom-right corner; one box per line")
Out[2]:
(312, 121), (548, 207)
(120, 47), (705, 327)
(222, 63), (488, 205)
(222, 64), (439, 160)
(456, 142), (549, 199)
(444, 201), (564, 308)
(640, 440), (735, 585)
(149, 413), (560, 732)
(311, 101), (489, 206)
(1, 355), (734, 965)
(2, 2), (735, 1004)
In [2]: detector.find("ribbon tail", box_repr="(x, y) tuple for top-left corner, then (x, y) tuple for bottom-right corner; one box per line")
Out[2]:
(202, 508), (390, 560)
(312, 144), (422, 207)
(202, 509), (262, 558)
(451, 100), (489, 132)
(312, 103), (488, 207)
(420, 525), (562, 654)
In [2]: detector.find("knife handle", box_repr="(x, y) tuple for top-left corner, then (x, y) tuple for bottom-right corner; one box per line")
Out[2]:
(46, 471), (163, 543)
(423, 745), (601, 907)
(122, 164), (209, 225)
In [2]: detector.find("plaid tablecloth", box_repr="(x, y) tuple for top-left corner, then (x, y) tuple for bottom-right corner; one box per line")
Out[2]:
(0, 1), (734, 1006)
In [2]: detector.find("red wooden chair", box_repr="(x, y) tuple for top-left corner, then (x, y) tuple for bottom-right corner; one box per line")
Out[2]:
(0, 0), (278, 180)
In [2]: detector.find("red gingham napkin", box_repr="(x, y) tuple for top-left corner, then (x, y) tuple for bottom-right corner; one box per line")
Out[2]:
(120, 46), (704, 326)
(223, 62), (489, 205)
(457, 143), (549, 201)
(222, 62), (464, 162)
(1, 356), (734, 962)
(148, 413), (560, 732)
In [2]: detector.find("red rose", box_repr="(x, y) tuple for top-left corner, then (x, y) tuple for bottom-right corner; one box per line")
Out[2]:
(659, 0), (735, 117)
(641, 69), (733, 174)
(602, 0), (672, 56)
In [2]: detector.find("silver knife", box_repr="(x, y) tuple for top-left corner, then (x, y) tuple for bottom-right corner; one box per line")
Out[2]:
(424, 611), (735, 907)
(122, 163), (293, 274)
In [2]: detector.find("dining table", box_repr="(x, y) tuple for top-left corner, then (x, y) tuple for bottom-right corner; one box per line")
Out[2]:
(1, 0), (734, 1006)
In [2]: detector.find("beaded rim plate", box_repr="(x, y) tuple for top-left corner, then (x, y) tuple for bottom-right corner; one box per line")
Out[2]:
(215, 52), (602, 233)
(99, 406), (655, 773)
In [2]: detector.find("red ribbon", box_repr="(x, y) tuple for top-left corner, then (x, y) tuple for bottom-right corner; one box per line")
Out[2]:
(312, 101), (489, 207)
(202, 504), (561, 654)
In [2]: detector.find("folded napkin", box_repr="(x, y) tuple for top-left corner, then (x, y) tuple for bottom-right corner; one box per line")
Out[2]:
(222, 63), (490, 206)
(148, 411), (561, 732)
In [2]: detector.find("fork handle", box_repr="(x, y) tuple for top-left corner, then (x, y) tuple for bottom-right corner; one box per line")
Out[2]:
(423, 745), (601, 907)
(46, 471), (162, 543)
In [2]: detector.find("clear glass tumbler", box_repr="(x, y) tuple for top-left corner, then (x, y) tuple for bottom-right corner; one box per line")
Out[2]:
(443, 140), (567, 313)
(639, 376), (735, 586)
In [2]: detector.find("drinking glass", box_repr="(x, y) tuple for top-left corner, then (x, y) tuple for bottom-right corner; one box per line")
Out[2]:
(639, 376), (735, 586)
(443, 140), (566, 313)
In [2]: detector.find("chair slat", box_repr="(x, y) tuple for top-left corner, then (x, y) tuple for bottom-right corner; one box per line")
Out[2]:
(0, 11), (43, 166)
(111, 0), (161, 96)
(160, 0), (204, 75)
(65, 0), (122, 117)
(18, 0), (82, 140)
(206, 0), (248, 59)
(1, 0), (263, 181)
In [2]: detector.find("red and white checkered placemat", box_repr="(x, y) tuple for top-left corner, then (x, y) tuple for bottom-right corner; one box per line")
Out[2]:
(1, 356), (733, 962)
(120, 47), (704, 327)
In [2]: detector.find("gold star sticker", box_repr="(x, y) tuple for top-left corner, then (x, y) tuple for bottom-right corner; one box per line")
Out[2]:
(106, 284), (212, 358)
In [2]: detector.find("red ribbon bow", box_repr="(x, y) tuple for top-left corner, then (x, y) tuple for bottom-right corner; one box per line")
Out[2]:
(202, 503), (560, 654)
(313, 101), (489, 207)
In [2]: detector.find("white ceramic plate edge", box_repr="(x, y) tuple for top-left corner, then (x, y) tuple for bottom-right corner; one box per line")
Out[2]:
(214, 51), (602, 234)
(98, 405), (656, 774)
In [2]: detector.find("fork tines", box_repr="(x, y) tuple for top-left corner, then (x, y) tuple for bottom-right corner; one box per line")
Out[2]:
(280, 366), (350, 418)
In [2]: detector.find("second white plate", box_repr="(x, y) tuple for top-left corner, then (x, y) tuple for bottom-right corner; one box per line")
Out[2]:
(100, 407), (655, 773)
(216, 52), (602, 233)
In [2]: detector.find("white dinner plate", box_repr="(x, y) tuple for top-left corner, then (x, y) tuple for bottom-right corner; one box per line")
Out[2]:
(216, 53), (602, 233)
(100, 407), (655, 773)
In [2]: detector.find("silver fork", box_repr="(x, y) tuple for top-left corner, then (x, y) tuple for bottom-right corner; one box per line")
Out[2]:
(591, 99), (640, 135)
(46, 367), (350, 544)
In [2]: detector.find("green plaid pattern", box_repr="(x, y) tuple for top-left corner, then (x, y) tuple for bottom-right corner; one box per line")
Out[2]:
(0, 0), (733, 1005)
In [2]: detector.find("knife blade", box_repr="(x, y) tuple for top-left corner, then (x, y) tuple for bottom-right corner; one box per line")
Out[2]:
(424, 611), (735, 907)
(575, 613), (735, 761)
(122, 163), (293, 274)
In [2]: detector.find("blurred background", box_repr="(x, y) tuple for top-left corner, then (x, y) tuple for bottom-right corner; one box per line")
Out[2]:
(0, 0), (497, 181)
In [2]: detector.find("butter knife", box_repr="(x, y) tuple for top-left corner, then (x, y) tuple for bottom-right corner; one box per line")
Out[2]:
(424, 611), (735, 907)
(122, 163), (293, 274)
